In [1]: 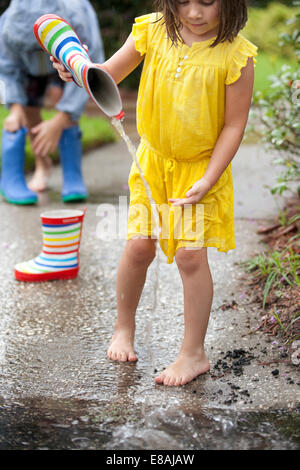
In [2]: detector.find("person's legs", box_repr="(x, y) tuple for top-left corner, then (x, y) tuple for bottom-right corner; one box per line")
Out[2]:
(25, 106), (52, 192)
(155, 246), (213, 386)
(107, 237), (157, 362)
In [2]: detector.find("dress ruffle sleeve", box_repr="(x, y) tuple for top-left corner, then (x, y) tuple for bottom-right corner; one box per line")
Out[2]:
(225, 36), (258, 85)
(131, 14), (152, 56)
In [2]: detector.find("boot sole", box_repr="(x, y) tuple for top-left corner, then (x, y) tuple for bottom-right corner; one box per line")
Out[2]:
(14, 267), (79, 282)
(62, 194), (88, 203)
(0, 189), (37, 205)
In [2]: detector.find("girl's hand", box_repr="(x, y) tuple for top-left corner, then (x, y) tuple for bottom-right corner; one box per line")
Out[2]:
(169, 177), (212, 207)
(50, 56), (73, 82)
(50, 44), (89, 82)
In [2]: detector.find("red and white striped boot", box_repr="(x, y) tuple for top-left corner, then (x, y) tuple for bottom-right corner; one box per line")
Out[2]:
(14, 209), (85, 282)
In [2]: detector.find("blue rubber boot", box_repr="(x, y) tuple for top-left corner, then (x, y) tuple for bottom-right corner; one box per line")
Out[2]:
(59, 125), (88, 203)
(0, 128), (38, 205)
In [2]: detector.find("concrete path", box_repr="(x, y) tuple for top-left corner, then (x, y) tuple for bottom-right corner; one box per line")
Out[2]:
(0, 122), (299, 449)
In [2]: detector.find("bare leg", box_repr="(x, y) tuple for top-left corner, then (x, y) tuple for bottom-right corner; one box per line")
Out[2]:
(107, 237), (156, 362)
(25, 107), (52, 192)
(27, 154), (52, 192)
(155, 246), (213, 386)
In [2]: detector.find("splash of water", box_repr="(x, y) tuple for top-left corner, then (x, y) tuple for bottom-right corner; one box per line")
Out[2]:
(111, 118), (160, 237)
(111, 118), (161, 351)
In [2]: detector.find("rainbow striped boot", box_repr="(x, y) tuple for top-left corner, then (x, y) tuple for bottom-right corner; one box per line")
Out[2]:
(34, 14), (124, 119)
(14, 209), (85, 282)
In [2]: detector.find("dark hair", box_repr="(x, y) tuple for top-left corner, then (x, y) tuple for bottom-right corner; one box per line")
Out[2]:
(154, 0), (248, 47)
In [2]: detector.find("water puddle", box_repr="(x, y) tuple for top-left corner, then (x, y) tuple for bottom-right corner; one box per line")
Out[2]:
(0, 399), (299, 450)
(107, 406), (300, 450)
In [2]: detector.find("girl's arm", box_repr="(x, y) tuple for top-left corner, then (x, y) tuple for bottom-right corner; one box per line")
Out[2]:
(51, 34), (143, 85)
(101, 34), (144, 84)
(201, 56), (255, 188)
(170, 57), (255, 206)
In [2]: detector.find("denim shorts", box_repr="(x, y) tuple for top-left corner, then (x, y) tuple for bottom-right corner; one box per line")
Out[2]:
(25, 73), (64, 107)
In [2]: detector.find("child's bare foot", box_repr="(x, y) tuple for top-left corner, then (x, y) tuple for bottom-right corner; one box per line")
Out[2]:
(155, 350), (210, 386)
(28, 157), (52, 192)
(107, 327), (138, 362)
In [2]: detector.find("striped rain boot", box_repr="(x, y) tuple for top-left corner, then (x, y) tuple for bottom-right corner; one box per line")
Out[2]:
(14, 209), (85, 282)
(33, 14), (124, 119)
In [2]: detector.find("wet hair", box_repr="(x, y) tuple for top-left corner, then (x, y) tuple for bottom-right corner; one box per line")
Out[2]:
(154, 0), (248, 47)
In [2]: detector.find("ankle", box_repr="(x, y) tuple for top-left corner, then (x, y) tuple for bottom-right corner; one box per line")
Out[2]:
(179, 344), (206, 358)
(114, 320), (135, 334)
(35, 156), (52, 171)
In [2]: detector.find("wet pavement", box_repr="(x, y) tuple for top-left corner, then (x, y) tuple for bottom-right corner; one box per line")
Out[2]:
(0, 122), (299, 450)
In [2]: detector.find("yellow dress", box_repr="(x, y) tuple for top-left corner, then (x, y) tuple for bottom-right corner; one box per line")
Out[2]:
(127, 13), (258, 264)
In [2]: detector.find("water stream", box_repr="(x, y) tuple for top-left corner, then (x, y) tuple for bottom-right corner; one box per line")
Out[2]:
(111, 118), (161, 351)
(111, 118), (161, 238)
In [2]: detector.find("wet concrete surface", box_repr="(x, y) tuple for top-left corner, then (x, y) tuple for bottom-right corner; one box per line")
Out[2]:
(0, 126), (299, 449)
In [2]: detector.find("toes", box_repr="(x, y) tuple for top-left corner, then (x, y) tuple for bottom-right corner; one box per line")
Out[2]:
(107, 348), (137, 362)
(174, 376), (182, 386)
(181, 375), (193, 385)
(128, 351), (138, 362)
(167, 375), (176, 386)
(155, 371), (190, 387)
(164, 375), (172, 386)
(107, 349), (116, 361)
(155, 372), (166, 384)
(119, 352), (127, 362)
(107, 348), (112, 360)
(112, 351), (118, 361)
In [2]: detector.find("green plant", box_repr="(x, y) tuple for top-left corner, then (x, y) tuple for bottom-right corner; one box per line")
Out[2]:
(273, 307), (288, 332)
(240, 246), (300, 309)
(244, 2), (299, 60)
(250, 0), (300, 197)
(249, 1), (295, 6)
(92, 0), (152, 89)
(251, 52), (298, 96)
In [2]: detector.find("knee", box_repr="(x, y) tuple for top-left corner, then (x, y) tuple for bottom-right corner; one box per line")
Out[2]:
(175, 247), (206, 275)
(127, 238), (156, 267)
(24, 107), (42, 130)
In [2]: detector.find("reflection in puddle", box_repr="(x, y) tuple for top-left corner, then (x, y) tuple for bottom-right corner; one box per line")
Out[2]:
(0, 399), (299, 450)
(107, 406), (300, 450)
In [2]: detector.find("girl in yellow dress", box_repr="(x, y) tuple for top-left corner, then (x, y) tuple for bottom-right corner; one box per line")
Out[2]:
(53, 0), (258, 386)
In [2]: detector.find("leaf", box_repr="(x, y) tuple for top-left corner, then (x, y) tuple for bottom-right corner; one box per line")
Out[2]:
(288, 213), (300, 223)
(263, 271), (277, 310)
(286, 315), (300, 331)
(273, 311), (287, 333)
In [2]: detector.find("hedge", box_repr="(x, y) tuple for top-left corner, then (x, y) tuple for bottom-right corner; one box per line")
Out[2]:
(0, 1), (297, 89)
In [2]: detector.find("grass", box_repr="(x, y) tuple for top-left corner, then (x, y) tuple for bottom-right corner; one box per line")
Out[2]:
(253, 52), (298, 96)
(0, 106), (117, 172)
(243, 52), (298, 144)
(239, 239), (300, 347)
(240, 245), (300, 309)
